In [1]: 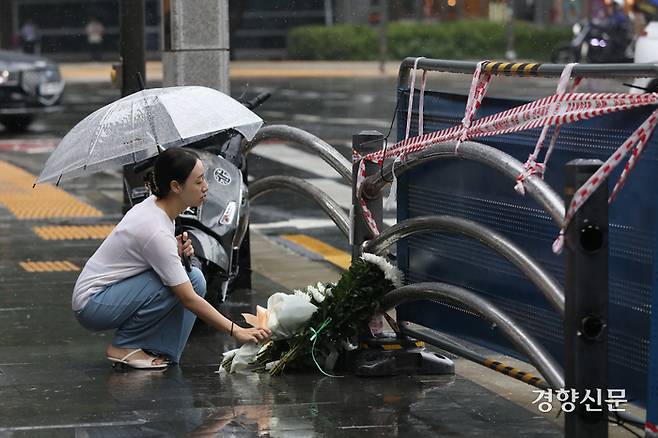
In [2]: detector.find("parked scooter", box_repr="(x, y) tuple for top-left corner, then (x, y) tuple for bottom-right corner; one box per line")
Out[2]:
(551, 19), (634, 64)
(127, 92), (270, 306)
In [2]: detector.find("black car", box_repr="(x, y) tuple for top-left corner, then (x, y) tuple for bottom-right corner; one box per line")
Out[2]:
(0, 50), (64, 132)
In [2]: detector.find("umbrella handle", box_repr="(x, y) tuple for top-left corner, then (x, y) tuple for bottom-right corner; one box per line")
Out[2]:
(175, 217), (192, 273)
(182, 250), (192, 273)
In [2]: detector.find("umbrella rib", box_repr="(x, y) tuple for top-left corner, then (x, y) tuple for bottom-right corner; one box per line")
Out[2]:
(131, 99), (137, 163)
(85, 99), (120, 168)
(143, 93), (161, 153)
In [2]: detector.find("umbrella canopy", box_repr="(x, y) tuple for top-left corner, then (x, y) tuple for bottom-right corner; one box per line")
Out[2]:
(37, 86), (263, 184)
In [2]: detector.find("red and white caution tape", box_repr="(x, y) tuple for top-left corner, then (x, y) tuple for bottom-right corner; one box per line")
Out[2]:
(404, 57), (425, 140)
(354, 62), (658, 246)
(457, 61), (492, 152)
(372, 92), (658, 163)
(387, 58), (428, 210)
(552, 107), (658, 253)
(515, 63), (581, 195)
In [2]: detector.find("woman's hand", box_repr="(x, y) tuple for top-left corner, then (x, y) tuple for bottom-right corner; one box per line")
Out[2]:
(233, 325), (272, 344)
(176, 231), (194, 258)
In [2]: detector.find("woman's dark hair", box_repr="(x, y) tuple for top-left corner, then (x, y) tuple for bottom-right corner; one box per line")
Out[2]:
(147, 148), (199, 198)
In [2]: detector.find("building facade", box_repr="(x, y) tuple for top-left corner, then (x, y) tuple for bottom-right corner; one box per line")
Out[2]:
(0, 0), (604, 60)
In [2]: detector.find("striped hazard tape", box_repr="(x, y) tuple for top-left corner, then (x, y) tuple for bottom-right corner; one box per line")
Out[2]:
(354, 61), (658, 252)
(482, 358), (548, 390)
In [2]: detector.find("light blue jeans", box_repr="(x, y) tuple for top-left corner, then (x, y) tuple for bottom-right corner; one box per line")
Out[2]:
(75, 267), (207, 363)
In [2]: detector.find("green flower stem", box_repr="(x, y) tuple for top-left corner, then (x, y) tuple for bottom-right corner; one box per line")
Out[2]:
(308, 318), (342, 378)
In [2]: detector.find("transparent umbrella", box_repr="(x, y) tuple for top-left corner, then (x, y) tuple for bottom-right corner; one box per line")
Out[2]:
(36, 86), (263, 184)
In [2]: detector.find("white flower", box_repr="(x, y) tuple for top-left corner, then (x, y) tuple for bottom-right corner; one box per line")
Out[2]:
(316, 282), (326, 294)
(222, 348), (239, 361)
(294, 290), (311, 301)
(306, 285), (325, 303)
(360, 253), (403, 287)
(310, 287), (325, 303)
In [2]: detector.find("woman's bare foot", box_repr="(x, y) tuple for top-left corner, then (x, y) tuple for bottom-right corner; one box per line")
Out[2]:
(106, 344), (168, 366)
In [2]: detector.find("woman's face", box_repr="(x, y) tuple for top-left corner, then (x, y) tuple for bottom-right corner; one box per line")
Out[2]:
(179, 159), (208, 207)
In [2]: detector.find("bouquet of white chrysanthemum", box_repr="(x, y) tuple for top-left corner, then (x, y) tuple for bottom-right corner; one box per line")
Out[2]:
(220, 253), (402, 376)
(221, 282), (335, 373)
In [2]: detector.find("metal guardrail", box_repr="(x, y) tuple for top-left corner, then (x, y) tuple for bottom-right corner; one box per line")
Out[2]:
(381, 282), (565, 390)
(360, 140), (565, 228)
(249, 175), (349, 238)
(364, 215), (565, 315)
(244, 124), (352, 184)
(388, 58), (642, 434)
(244, 125), (352, 242)
(398, 58), (658, 84)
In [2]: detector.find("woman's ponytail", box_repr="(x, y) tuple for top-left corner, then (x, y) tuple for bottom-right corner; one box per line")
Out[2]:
(145, 170), (161, 197)
(149, 148), (198, 199)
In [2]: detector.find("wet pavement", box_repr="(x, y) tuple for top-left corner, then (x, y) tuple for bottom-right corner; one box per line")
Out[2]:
(0, 147), (566, 436)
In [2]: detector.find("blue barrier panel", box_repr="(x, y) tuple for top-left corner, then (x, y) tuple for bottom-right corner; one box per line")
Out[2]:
(395, 89), (658, 411)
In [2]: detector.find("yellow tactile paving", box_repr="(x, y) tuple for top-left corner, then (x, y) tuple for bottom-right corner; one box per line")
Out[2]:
(19, 260), (80, 272)
(33, 224), (115, 240)
(0, 161), (103, 219)
(282, 234), (351, 270)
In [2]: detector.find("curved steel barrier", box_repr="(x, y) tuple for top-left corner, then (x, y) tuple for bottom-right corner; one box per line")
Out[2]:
(364, 215), (564, 315)
(245, 124), (352, 184)
(249, 175), (350, 239)
(401, 320), (550, 390)
(381, 283), (565, 390)
(361, 140), (565, 228)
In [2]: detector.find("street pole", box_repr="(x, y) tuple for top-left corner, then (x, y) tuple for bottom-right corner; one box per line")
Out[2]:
(162, 0), (229, 92)
(414, 0), (423, 21)
(324, 0), (334, 26)
(161, 0), (245, 289)
(378, 1), (388, 74)
(0, 1), (13, 49)
(505, 0), (517, 61)
(119, 0), (146, 214)
(120, 0), (145, 97)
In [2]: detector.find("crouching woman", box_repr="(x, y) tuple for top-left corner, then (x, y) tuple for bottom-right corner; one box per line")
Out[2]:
(72, 148), (270, 369)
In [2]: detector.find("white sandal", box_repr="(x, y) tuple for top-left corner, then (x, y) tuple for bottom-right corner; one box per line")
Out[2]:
(107, 348), (169, 369)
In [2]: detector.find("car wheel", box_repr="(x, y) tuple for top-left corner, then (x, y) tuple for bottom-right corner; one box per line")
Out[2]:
(647, 79), (658, 93)
(0, 115), (35, 132)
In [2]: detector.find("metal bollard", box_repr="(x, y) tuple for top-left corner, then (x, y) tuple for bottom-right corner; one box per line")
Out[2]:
(351, 131), (384, 261)
(564, 159), (608, 438)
